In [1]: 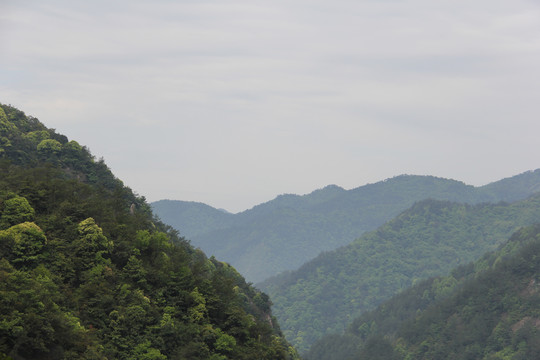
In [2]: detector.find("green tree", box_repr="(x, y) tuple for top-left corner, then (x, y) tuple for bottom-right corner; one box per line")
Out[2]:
(0, 107), (7, 123)
(72, 218), (113, 272)
(37, 138), (62, 155)
(63, 140), (82, 153)
(24, 131), (50, 145)
(189, 287), (208, 324)
(0, 107), (16, 135)
(132, 340), (167, 360)
(0, 195), (35, 229)
(0, 222), (47, 267)
(0, 262), (96, 359)
(0, 136), (11, 155)
(213, 327), (237, 354)
(123, 254), (148, 287)
(135, 230), (171, 262)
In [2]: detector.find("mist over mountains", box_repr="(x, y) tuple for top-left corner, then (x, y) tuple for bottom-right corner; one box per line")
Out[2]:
(261, 193), (540, 352)
(153, 170), (540, 353)
(152, 170), (540, 283)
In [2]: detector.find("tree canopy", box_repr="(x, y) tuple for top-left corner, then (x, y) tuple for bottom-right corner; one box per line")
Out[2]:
(305, 224), (540, 359)
(261, 195), (540, 352)
(0, 103), (298, 360)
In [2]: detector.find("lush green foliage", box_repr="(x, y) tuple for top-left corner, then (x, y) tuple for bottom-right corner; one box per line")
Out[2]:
(305, 225), (540, 359)
(0, 104), (298, 360)
(260, 196), (540, 352)
(152, 171), (540, 283)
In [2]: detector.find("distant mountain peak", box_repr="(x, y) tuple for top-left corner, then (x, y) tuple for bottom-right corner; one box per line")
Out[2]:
(310, 184), (346, 193)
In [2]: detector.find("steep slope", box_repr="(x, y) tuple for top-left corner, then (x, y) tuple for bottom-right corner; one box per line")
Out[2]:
(0, 104), (298, 360)
(151, 199), (234, 238)
(305, 224), (540, 360)
(152, 171), (540, 283)
(479, 171), (540, 202)
(259, 195), (540, 352)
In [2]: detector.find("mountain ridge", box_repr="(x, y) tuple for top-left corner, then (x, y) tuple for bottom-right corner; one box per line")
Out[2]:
(259, 192), (540, 352)
(0, 103), (298, 360)
(152, 170), (540, 283)
(305, 223), (540, 359)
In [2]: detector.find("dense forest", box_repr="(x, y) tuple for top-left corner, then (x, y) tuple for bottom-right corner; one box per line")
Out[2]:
(305, 224), (540, 359)
(152, 170), (540, 283)
(0, 104), (298, 360)
(5, 101), (540, 359)
(260, 195), (540, 353)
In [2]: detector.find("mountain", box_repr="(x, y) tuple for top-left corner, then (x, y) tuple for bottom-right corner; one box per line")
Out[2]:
(0, 104), (298, 360)
(152, 171), (540, 283)
(151, 200), (234, 239)
(305, 224), (540, 359)
(259, 194), (540, 353)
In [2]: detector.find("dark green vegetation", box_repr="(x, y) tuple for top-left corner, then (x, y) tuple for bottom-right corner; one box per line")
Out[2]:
(260, 195), (540, 353)
(152, 171), (540, 283)
(0, 104), (298, 360)
(305, 224), (540, 360)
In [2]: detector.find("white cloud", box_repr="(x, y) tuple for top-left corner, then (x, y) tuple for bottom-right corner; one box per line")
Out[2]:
(1, 0), (540, 212)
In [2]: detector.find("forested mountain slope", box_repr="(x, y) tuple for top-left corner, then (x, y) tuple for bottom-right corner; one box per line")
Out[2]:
(259, 195), (540, 353)
(152, 170), (540, 283)
(151, 200), (234, 239)
(0, 104), (298, 360)
(305, 224), (540, 360)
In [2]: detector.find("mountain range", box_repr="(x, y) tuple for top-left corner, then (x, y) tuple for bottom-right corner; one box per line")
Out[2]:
(260, 193), (540, 352)
(305, 223), (540, 359)
(5, 101), (540, 359)
(152, 170), (540, 283)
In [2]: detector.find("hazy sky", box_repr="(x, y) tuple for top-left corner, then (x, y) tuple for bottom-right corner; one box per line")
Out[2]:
(1, 0), (540, 213)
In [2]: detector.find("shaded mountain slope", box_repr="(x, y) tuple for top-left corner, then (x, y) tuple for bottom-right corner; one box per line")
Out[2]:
(151, 200), (234, 239)
(259, 194), (540, 352)
(152, 171), (540, 283)
(305, 224), (540, 360)
(0, 104), (298, 360)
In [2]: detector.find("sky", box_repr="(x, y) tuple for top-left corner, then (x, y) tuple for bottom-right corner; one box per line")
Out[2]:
(1, 0), (540, 213)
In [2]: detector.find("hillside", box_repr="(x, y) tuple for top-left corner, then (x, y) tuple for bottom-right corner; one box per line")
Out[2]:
(0, 104), (298, 360)
(305, 224), (540, 359)
(151, 200), (234, 239)
(152, 171), (540, 283)
(259, 195), (540, 353)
